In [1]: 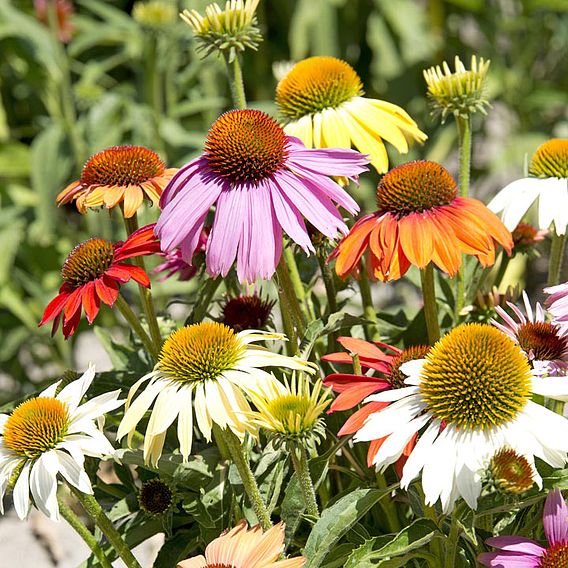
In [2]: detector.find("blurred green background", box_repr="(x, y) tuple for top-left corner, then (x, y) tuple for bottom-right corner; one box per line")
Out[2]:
(0, 0), (567, 402)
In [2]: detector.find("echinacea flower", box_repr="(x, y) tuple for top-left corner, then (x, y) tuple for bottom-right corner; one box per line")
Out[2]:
(180, 0), (262, 60)
(323, 338), (429, 472)
(117, 322), (315, 465)
(138, 478), (176, 516)
(491, 290), (568, 377)
(39, 224), (160, 338)
(0, 365), (122, 521)
(34, 0), (74, 43)
(221, 294), (275, 332)
(245, 373), (331, 450)
(488, 139), (568, 235)
(487, 447), (539, 496)
(156, 109), (368, 283)
(276, 56), (427, 174)
(57, 145), (177, 218)
(177, 520), (304, 568)
(423, 55), (491, 121)
(132, 0), (177, 28)
(355, 324), (568, 513)
(154, 229), (208, 282)
(331, 160), (513, 281)
(545, 281), (568, 333)
(479, 489), (568, 567)
(511, 222), (547, 254)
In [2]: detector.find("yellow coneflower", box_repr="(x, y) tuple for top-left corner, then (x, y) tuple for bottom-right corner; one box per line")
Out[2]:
(276, 56), (427, 174)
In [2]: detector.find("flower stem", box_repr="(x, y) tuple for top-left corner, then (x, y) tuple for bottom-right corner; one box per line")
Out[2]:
(493, 251), (511, 290)
(223, 53), (247, 110)
(187, 276), (222, 324)
(58, 493), (113, 568)
(444, 513), (461, 568)
(290, 444), (319, 519)
(548, 231), (566, 286)
(115, 293), (160, 361)
(222, 429), (272, 530)
(276, 254), (307, 347)
(122, 214), (163, 354)
(454, 114), (472, 320)
(285, 246), (313, 320)
(358, 261), (380, 340)
(420, 264), (441, 344)
(317, 253), (338, 351)
(69, 487), (142, 568)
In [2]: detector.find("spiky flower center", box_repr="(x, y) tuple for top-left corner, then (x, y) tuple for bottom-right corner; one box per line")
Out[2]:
(138, 479), (174, 515)
(377, 160), (458, 217)
(529, 139), (568, 179)
(276, 56), (363, 120)
(158, 323), (245, 383)
(389, 345), (430, 388)
(222, 295), (274, 332)
(81, 145), (165, 187)
(420, 324), (532, 430)
(3, 398), (69, 458)
(204, 110), (287, 183)
(61, 238), (115, 286)
(489, 447), (534, 495)
(512, 222), (542, 249)
(539, 543), (568, 568)
(516, 322), (568, 361)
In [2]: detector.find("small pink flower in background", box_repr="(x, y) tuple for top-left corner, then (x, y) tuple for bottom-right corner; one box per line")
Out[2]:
(479, 489), (568, 567)
(34, 0), (75, 43)
(491, 290), (568, 377)
(545, 282), (568, 334)
(154, 229), (209, 282)
(155, 109), (368, 283)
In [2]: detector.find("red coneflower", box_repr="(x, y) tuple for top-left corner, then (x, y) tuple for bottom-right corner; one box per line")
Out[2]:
(57, 145), (177, 218)
(39, 225), (160, 338)
(331, 160), (513, 281)
(322, 337), (429, 474)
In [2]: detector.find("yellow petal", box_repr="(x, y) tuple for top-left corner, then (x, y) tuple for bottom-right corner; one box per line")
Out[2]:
(321, 107), (352, 149)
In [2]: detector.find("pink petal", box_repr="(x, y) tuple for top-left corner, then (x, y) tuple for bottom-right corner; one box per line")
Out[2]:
(486, 536), (546, 556)
(286, 142), (369, 177)
(544, 489), (568, 546)
(478, 551), (542, 567)
(159, 156), (206, 206)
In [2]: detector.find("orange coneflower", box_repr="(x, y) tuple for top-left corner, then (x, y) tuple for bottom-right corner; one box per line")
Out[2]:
(39, 225), (160, 338)
(331, 160), (513, 281)
(57, 145), (177, 218)
(177, 521), (304, 568)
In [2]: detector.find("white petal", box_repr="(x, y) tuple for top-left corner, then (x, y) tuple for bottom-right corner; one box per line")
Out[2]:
(365, 386), (420, 403)
(194, 382), (212, 441)
(55, 450), (92, 494)
(70, 390), (123, 425)
(13, 461), (31, 520)
(399, 359), (425, 380)
(354, 394), (425, 441)
(56, 365), (96, 413)
(400, 418), (441, 488)
(39, 381), (61, 399)
(30, 452), (59, 520)
(532, 377), (568, 401)
(488, 178), (542, 231)
(116, 378), (163, 440)
(177, 388), (194, 461)
(538, 178), (568, 233)
(552, 179), (568, 235)
(145, 384), (182, 437)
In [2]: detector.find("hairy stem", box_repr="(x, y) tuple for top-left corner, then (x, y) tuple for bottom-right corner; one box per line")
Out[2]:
(290, 444), (319, 519)
(115, 294), (160, 360)
(548, 230), (566, 286)
(421, 264), (441, 344)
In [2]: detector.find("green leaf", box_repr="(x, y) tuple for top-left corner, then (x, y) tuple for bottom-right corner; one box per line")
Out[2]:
(0, 142), (30, 178)
(303, 488), (394, 568)
(345, 519), (440, 566)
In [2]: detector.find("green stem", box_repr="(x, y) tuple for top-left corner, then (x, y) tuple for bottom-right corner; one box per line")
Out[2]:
(285, 246), (313, 320)
(456, 115), (472, 199)
(144, 34), (164, 154)
(420, 264), (440, 344)
(374, 472), (400, 533)
(454, 114), (472, 320)
(58, 493), (113, 568)
(548, 231), (566, 286)
(444, 514), (461, 568)
(69, 487), (142, 568)
(358, 261), (380, 340)
(115, 294), (160, 360)
(352, 353), (363, 377)
(223, 53), (247, 110)
(279, 292), (298, 356)
(317, 253), (338, 351)
(276, 254), (307, 341)
(222, 429), (272, 530)
(123, 214), (163, 353)
(493, 251), (511, 290)
(290, 444), (319, 519)
(187, 277), (222, 324)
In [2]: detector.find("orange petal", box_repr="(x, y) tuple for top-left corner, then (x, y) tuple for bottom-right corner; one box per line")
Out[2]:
(398, 213), (434, 268)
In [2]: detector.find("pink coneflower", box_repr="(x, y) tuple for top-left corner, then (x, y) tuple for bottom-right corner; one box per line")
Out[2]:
(479, 489), (568, 567)
(491, 291), (568, 377)
(545, 282), (568, 334)
(153, 229), (209, 282)
(155, 109), (368, 283)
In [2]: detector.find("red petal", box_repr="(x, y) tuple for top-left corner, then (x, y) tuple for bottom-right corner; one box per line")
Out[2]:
(62, 308), (82, 339)
(82, 281), (101, 323)
(367, 436), (387, 468)
(63, 287), (84, 322)
(338, 401), (388, 436)
(330, 382), (391, 411)
(105, 265), (131, 283)
(324, 373), (388, 393)
(337, 337), (392, 361)
(394, 433), (417, 478)
(39, 290), (72, 326)
(115, 224), (160, 261)
(96, 276), (119, 306)
(118, 264), (151, 287)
